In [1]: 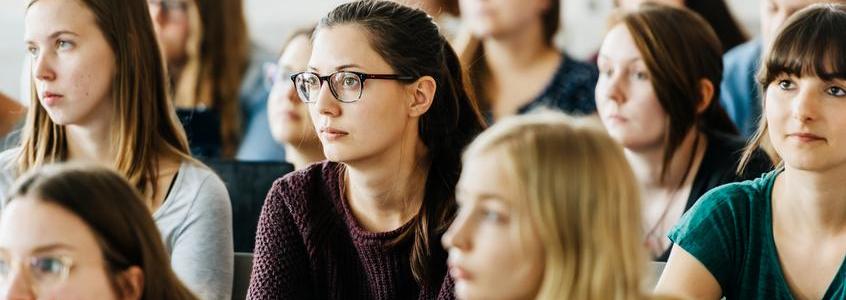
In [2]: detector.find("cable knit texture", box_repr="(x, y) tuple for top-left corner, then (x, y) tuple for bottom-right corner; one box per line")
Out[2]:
(248, 161), (454, 299)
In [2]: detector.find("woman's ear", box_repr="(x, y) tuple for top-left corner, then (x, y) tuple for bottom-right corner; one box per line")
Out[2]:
(408, 75), (436, 118)
(696, 78), (715, 114)
(116, 266), (144, 300)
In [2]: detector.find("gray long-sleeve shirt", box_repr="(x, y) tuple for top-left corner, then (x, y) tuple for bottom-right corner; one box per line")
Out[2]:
(0, 150), (233, 300)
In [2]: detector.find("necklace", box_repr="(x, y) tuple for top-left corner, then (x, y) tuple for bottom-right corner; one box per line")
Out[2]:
(644, 133), (701, 255)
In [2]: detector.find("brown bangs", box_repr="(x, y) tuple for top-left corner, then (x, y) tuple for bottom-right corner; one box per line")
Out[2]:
(760, 3), (846, 88)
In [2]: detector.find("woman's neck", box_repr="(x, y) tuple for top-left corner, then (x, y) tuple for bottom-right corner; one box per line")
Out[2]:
(285, 141), (325, 170)
(776, 165), (846, 235)
(65, 113), (114, 166)
(481, 22), (560, 119)
(482, 24), (556, 76)
(344, 138), (430, 233)
(625, 129), (705, 191)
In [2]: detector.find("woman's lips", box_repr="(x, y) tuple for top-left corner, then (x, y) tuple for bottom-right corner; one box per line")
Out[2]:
(42, 92), (64, 106)
(787, 132), (825, 143)
(606, 113), (628, 123)
(319, 127), (349, 141)
(448, 260), (473, 281)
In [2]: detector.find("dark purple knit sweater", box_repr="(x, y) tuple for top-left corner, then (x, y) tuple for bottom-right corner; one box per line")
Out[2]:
(247, 161), (454, 300)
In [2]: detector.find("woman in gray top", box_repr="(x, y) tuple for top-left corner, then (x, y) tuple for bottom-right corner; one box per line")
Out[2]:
(0, 0), (233, 298)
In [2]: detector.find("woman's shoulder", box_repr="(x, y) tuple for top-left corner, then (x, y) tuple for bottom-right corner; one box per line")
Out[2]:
(528, 53), (598, 115)
(0, 148), (20, 201)
(266, 161), (342, 211)
(0, 147), (19, 173)
(165, 160), (231, 214)
(271, 160), (338, 189)
(688, 169), (777, 221)
(555, 53), (599, 84)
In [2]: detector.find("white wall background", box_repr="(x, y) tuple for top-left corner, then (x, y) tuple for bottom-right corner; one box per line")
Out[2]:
(0, 0), (760, 100)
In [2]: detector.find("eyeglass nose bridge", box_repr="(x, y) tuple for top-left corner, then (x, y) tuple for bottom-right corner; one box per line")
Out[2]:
(316, 74), (345, 103)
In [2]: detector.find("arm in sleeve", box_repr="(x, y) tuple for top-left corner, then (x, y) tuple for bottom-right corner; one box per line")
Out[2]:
(170, 174), (234, 300)
(247, 178), (314, 299)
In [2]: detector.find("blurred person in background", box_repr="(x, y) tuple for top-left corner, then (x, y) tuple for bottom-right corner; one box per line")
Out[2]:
(148, 0), (284, 160)
(457, 0), (598, 122)
(265, 26), (325, 170)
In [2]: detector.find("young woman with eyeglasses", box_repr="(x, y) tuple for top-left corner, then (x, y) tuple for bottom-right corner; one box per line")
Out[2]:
(265, 26), (325, 170)
(0, 0), (233, 298)
(248, 1), (486, 299)
(0, 164), (198, 300)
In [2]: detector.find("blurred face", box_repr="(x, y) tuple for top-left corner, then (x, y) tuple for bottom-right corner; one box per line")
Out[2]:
(595, 25), (667, 152)
(442, 150), (544, 300)
(765, 73), (846, 172)
(459, 0), (551, 39)
(760, 0), (822, 44)
(306, 25), (418, 163)
(148, 0), (192, 66)
(25, 0), (116, 127)
(616, 0), (684, 11)
(268, 35), (320, 147)
(0, 200), (126, 300)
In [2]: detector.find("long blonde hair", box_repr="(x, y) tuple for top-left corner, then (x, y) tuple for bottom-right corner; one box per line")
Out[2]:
(462, 112), (650, 300)
(19, 0), (191, 197)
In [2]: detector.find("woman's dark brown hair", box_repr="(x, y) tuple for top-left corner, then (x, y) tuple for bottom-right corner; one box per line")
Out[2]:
(739, 3), (846, 172)
(613, 0), (748, 53)
(317, 0), (486, 287)
(620, 3), (738, 180)
(683, 0), (747, 53)
(440, 0), (460, 16)
(6, 164), (197, 300)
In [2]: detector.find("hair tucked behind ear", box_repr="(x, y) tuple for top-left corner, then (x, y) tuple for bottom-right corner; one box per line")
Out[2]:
(317, 0), (486, 287)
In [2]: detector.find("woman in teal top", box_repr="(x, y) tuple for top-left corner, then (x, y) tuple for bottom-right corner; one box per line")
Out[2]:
(655, 4), (846, 300)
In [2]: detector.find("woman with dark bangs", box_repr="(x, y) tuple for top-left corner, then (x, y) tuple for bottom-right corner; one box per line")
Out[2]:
(656, 4), (846, 299)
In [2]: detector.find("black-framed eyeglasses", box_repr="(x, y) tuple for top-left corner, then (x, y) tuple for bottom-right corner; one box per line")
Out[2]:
(291, 71), (416, 103)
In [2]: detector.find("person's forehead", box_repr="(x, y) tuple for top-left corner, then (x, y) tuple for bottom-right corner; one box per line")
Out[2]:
(25, 0), (97, 41)
(309, 25), (393, 74)
(0, 200), (92, 256)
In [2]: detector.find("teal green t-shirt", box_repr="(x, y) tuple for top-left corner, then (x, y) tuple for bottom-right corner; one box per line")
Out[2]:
(668, 170), (846, 299)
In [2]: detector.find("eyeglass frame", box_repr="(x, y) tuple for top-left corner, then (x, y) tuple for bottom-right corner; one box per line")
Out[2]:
(147, 0), (189, 14)
(262, 62), (296, 92)
(290, 71), (417, 103)
(0, 255), (75, 294)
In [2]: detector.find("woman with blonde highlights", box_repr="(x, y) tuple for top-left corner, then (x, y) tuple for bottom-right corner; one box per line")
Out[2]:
(443, 112), (654, 300)
(0, 0), (233, 298)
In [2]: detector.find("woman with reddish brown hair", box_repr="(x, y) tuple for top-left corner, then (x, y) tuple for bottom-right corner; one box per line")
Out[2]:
(594, 3), (771, 261)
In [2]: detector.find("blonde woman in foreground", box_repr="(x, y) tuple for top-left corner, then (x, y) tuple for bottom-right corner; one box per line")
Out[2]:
(443, 112), (668, 299)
